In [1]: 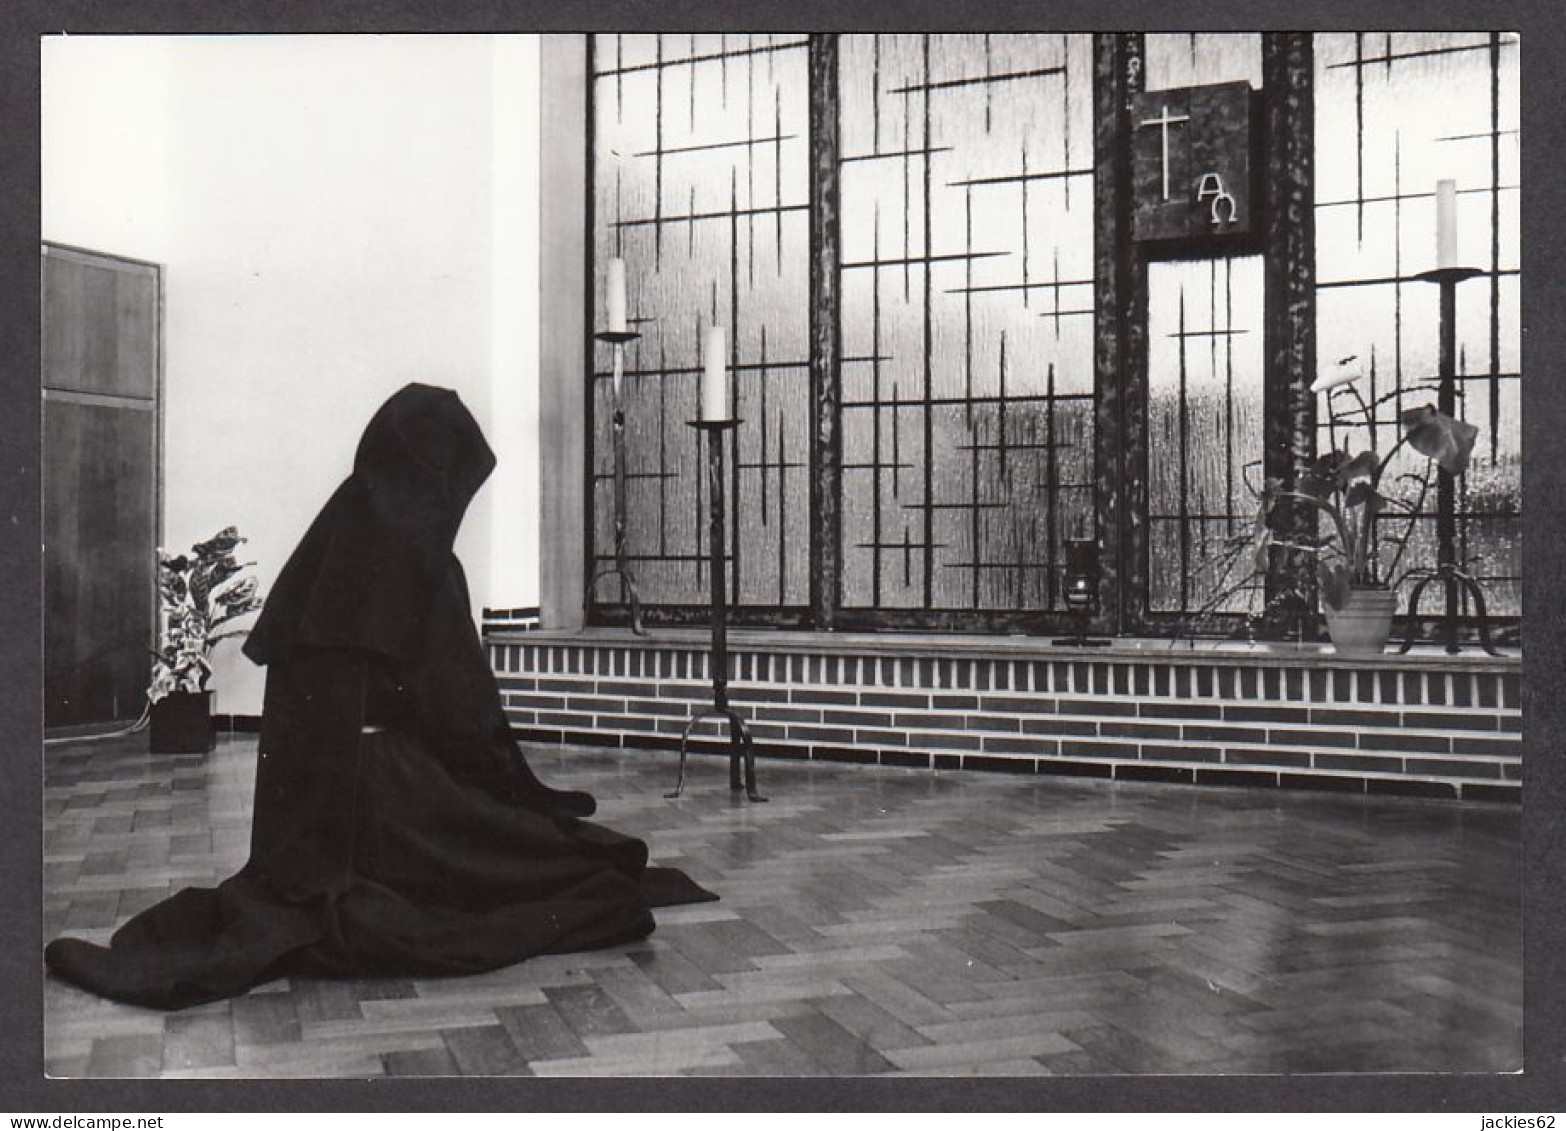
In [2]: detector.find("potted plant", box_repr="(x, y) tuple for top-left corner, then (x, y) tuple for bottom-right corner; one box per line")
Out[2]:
(1235, 356), (1478, 655)
(148, 526), (264, 752)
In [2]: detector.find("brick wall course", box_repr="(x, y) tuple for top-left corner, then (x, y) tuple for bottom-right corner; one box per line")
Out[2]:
(491, 638), (1521, 802)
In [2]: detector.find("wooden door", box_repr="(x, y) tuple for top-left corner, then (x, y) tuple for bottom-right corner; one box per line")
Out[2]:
(42, 244), (162, 730)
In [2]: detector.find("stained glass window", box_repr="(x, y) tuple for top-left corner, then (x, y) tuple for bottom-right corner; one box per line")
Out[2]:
(590, 34), (813, 610)
(836, 33), (1097, 613)
(1144, 33), (1263, 91)
(1142, 34), (1266, 618)
(1314, 32), (1521, 617)
(582, 32), (1521, 637)
(1146, 256), (1266, 614)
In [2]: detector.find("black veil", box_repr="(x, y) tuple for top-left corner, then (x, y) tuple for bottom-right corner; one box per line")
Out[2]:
(244, 382), (497, 666)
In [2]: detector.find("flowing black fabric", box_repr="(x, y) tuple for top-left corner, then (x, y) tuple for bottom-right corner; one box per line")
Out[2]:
(45, 384), (715, 1011)
(243, 382), (496, 667)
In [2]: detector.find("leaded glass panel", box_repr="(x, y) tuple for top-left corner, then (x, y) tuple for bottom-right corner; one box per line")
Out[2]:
(1147, 256), (1267, 615)
(590, 34), (813, 609)
(1314, 32), (1521, 616)
(837, 33), (1097, 612)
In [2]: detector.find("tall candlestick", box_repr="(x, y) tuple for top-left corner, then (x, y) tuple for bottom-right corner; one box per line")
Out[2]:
(669, 416), (765, 803)
(702, 326), (729, 421)
(1436, 179), (1458, 270)
(606, 258), (627, 334)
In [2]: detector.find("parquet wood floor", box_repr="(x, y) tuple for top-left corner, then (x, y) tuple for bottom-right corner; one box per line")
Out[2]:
(42, 733), (1522, 1077)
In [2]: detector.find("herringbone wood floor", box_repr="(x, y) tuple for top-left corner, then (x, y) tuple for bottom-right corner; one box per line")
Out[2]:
(43, 733), (1521, 1077)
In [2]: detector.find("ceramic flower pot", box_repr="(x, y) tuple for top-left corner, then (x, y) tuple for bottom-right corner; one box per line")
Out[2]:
(1322, 586), (1398, 657)
(149, 690), (213, 753)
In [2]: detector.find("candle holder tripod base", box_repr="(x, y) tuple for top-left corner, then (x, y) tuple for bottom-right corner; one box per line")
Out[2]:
(667, 703), (765, 803)
(1396, 564), (1503, 657)
(666, 418), (767, 804)
(585, 569), (645, 635)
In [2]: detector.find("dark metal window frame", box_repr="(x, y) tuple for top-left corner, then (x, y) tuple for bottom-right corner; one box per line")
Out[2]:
(583, 32), (1519, 643)
(830, 33), (1101, 635)
(1117, 33), (1320, 640)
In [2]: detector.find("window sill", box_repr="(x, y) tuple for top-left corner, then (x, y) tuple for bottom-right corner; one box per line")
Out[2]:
(490, 625), (1520, 671)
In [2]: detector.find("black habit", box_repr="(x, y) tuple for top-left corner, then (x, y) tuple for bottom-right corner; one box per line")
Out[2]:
(45, 383), (715, 1010)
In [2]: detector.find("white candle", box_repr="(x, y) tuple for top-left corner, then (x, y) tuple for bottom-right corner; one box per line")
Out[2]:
(606, 258), (627, 333)
(702, 326), (729, 421)
(1436, 180), (1458, 270)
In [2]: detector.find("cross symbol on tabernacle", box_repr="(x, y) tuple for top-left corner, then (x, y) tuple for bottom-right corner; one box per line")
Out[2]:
(1139, 103), (1191, 201)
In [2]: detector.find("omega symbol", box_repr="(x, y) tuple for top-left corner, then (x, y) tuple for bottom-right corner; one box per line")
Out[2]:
(1195, 172), (1239, 228)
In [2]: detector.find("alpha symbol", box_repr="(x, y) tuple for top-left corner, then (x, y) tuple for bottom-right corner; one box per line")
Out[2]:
(1195, 172), (1239, 227)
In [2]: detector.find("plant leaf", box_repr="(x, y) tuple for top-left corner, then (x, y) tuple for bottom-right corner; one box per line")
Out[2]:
(1400, 404), (1480, 476)
(1312, 451), (1347, 477)
(1298, 471), (1333, 500)
(1318, 562), (1350, 611)
(191, 527), (243, 558)
(1339, 450), (1379, 483)
(1344, 482), (1390, 510)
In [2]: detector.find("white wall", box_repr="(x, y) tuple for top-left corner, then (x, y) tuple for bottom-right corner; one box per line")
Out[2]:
(41, 38), (173, 263)
(489, 35), (542, 613)
(42, 34), (543, 717)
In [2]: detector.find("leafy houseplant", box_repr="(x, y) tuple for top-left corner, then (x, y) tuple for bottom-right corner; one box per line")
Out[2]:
(1244, 356), (1478, 653)
(1196, 352), (1478, 651)
(148, 526), (263, 752)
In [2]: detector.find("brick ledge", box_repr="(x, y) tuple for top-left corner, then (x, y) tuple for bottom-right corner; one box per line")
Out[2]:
(490, 626), (1521, 672)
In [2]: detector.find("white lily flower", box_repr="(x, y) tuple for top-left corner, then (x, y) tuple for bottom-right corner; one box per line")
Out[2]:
(1311, 354), (1365, 394)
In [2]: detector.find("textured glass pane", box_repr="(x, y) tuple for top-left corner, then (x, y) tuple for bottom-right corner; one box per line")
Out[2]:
(838, 33), (1095, 611)
(1144, 33), (1263, 91)
(840, 398), (928, 609)
(1149, 521), (1183, 612)
(591, 34), (811, 608)
(1314, 32), (1521, 616)
(1147, 256), (1265, 614)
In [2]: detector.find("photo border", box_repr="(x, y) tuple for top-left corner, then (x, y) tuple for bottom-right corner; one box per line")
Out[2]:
(5, 0), (1562, 1113)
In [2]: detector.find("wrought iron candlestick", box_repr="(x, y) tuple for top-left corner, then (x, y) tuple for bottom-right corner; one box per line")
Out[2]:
(1397, 266), (1502, 656)
(667, 418), (766, 803)
(588, 331), (646, 636)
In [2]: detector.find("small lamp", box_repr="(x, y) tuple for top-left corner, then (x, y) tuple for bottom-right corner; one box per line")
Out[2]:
(1052, 538), (1111, 647)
